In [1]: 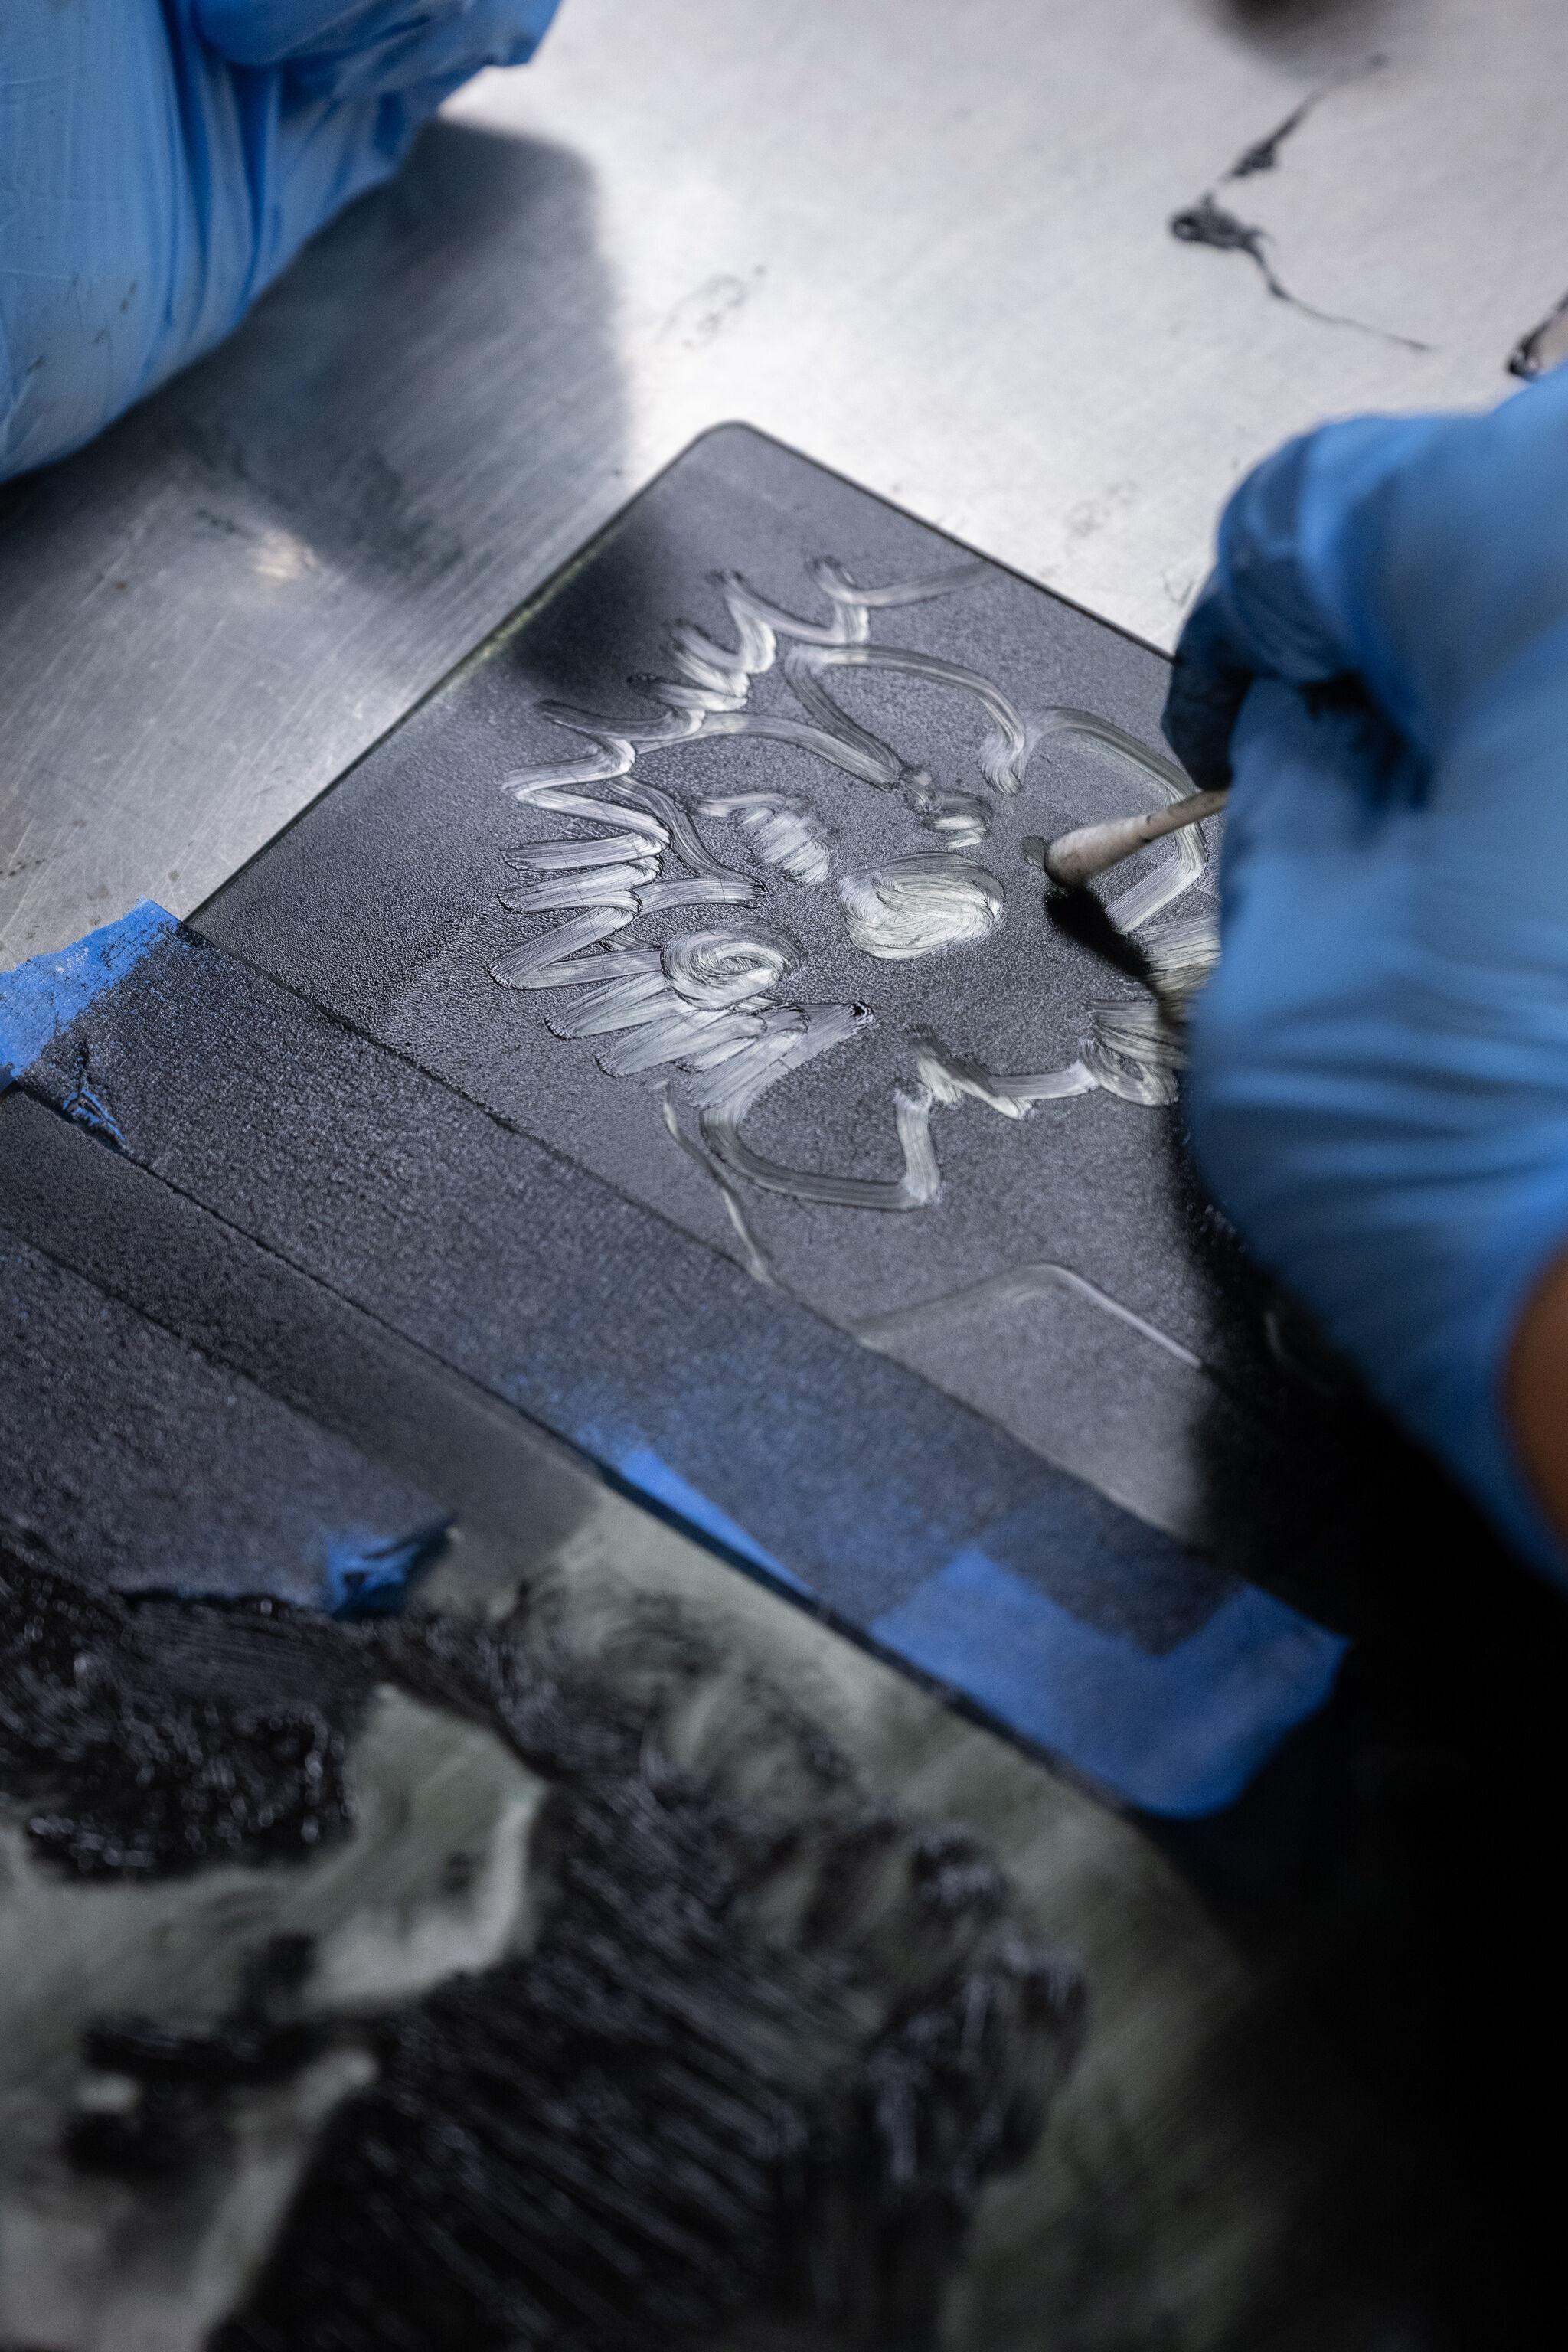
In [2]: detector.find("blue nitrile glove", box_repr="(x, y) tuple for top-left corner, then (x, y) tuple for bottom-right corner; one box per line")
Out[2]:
(1164, 367), (1568, 1583)
(0, 1), (560, 482)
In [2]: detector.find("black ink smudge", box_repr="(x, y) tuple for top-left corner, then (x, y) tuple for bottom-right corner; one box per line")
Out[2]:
(1, 1547), (1087, 2347)
(1168, 193), (1429, 351)
(214, 1800), (1082, 2351)
(1222, 54), (1387, 181)
(1169, 54), (1429, 353)
(1508, 287), (1568, 381)
(0, 1555), (373, 1877)
(67, 1938), (331, 2177)
(1171, 192), (1295, 299)
(1226, 93), (1321, 180)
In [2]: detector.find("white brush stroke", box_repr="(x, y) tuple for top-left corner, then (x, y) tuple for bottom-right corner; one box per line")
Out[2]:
(838, 856), (1005, 962)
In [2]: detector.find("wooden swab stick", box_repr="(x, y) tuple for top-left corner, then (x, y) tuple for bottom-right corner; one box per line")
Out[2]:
(1035, 789), (1228, 888)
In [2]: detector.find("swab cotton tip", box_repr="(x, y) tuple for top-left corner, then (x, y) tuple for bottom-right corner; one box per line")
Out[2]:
(1042, 789), (1227, 888)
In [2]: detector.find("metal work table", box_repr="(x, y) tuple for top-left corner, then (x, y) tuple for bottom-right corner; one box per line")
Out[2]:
(2, 0), (1565, 965)
(5, 8), (1568, 2341)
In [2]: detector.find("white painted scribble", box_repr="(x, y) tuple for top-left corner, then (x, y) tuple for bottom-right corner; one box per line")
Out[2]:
(492, 910), (634, 986)
(665, 928), (800, 1005)
(838, 857), (1005, 962)
(913, 1032), (1098, 1119)
(910, 787), (992, 850)
(1083, 912), (1223, 1109)
(700, 1010), (941, 1215)
(500, 864), (658, 913)
(487, 556), (1218, 1271)
(1034, 710), (1207, 931)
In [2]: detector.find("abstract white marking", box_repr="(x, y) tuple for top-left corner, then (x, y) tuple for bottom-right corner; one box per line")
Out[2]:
(838, 856), (1005, 962)
(484, 557), (1219, 1274)
(698, 792), (834, 885)
(909, 788), (992, 850)
(913, 1033), (1098, 1119)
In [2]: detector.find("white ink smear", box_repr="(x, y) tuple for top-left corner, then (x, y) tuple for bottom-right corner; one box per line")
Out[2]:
(1142, 911), (1221, 997)
(789, 642), (1040, 795)
(1083, 999), (1184, 1107)
(499, 864), (659, 913)
(621, 782), (753, 893)
(699, 794), (835, 886)
(913, 1033), (1097, 1119)
(699, 1010), (942, 1215)
(1076, 910), (1222, 1106)
(505, 834), (664, 874)
(636, 874), (758, 913)
(490, 910), (632, 988)
(665, 927), (801, 1009)
(484, 554), (1217, 1269)
(838, 858), (1004, 962)
(659, 1088), (779, 1286)
(546, 958), (669, 1039)
(598, 1004), (766, 1080)
(1031, 710), (1206, 932)
(540, 927), (799, 1089)
(907, 787), (992, 851)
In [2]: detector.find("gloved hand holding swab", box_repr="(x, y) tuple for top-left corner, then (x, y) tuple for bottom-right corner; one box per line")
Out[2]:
(1039, 789), (1228, 889)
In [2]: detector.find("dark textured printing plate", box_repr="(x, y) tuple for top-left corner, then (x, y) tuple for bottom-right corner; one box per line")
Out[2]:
(2, 426), (1362, 1812)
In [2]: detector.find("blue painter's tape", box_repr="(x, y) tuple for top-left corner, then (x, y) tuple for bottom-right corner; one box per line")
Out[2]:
(0, 902), (177, 1088)
(325, 1522), (450, 1618)
(612, 1446), (815, 1595)
(873, 1548), (1348, 1817)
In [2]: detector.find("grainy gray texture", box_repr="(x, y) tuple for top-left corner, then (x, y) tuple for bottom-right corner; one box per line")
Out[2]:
(0, 1230), (446, 1607)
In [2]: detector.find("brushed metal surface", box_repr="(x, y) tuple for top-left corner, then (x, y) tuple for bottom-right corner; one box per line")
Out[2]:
(3, 0), (1565, 964)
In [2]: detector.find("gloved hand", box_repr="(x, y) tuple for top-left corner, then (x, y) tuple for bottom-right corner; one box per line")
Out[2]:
(0, 1), (560, 482)
(1164, 365), (1568, 1582)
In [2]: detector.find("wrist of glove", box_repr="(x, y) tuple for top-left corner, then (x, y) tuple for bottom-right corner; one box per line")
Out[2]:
(1166, 367), (1568, 1580)
(1, 1), (561, 482)
(194, 2), (561, 103)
